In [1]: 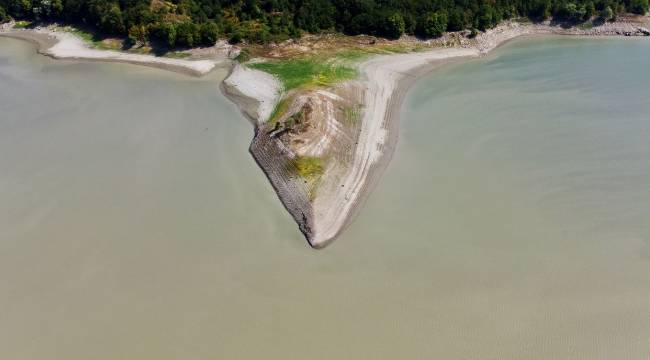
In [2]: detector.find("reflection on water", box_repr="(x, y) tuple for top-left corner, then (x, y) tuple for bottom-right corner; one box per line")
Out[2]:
(1, 36), (649, 359)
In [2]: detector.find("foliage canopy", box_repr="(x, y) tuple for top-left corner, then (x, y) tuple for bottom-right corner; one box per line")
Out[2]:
(0, 0), (647, 47)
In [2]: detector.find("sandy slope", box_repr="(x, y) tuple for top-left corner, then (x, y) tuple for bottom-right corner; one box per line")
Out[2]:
(223, 64), (282, 123)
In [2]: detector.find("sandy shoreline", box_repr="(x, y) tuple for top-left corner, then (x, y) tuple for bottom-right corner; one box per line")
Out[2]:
(0, 28), (222, 76)
(222, 64), (282, 122)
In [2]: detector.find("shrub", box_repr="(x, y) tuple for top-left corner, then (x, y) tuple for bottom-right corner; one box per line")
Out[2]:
(128, 25), (147, 45)
(447, 8), (466, 32)
(417, 11), (448, 38)
(294, 0), (335, 33)
(176, 21), (200, 47)
(103, 5), (125, 34)
(557, 3), (587, 23)
(600, 6), (614, 21)
(150, 22), (177, 47)
(379, 12), (405, 39)
(228, 31), (242, 44)
(200, 22), (219, 46)
(628, 0), (649, 14)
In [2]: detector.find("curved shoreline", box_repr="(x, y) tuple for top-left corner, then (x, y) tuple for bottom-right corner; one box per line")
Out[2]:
(0, 30), (222, 76)
(308, 48), (480, 247)
(302, 19), (650, 247)
(315, 55), (482, 248)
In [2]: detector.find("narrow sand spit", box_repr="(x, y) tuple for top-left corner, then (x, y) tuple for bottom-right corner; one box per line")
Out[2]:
(308, 23), (557, 247)
(1, 29), (218, 75)
(310, 48), (480, 247)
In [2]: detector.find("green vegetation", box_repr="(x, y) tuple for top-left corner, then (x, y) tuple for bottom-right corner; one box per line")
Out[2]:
(13, 20), (32, 28)
(268, 97), (291, 124)
(69, 27), (96, 43)
(250, 58), (356, 91)
(164, 51), (191, 58)
(336, 49), (373, 61)
(234, 48), (251, 63)
(336, 43), (425, 61)
(58, 26), (125, 50)
(343, 105), (362, 124)
(418, 11), (448, 38)
(629, 0), (649, 14)
(578, 20), (594, 28)
(2, 0), (647, 49)
(601, 5), (616, 20)
(293, 156), (324, 181)
(283, 107), (307, 128)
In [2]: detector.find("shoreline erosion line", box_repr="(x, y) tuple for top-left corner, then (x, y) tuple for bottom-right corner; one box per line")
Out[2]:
(3, 19), (649, 247)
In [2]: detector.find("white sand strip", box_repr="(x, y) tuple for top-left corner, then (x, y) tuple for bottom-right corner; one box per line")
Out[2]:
(39, 30), (217, 74)
(223, 64), (282, 123)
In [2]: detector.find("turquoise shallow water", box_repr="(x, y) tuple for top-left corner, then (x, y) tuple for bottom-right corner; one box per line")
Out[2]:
(1, 36), (649, 359)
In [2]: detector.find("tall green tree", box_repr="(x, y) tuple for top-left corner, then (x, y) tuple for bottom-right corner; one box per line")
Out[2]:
(628, 0), (649, 14)
(417, 11), (448, 38)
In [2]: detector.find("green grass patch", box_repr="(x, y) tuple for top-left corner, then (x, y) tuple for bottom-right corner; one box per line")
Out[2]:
(235, 49), (251, 63)
(13, 20), (33, 29)
(293, 156), (324, 181)
(164, 51), (191, 59)
(267, 97), (292, 124)
(336, 48), (374, 61)
(69, 28), (96, 43)
(250, 58), (356, 91)
(60, 26), (128, 51)
(578, 21), (594, 30)
(335, 44), (426, 62)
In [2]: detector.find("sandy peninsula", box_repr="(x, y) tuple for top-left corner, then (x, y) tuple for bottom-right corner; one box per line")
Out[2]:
(221, 17), (650, 248)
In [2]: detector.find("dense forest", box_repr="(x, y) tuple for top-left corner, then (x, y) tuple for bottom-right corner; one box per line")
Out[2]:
(0, 0), (648, 47)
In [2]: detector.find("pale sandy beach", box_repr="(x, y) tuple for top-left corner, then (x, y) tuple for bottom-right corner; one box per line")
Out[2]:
(0, 27), (220, 75)
(223, 64), (282, 122)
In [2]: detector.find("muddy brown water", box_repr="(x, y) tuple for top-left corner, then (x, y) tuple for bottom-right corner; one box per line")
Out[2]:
(1, 36), (649, 359)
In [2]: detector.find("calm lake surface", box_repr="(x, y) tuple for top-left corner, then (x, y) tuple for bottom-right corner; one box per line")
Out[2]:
(1, 36), (649, 359)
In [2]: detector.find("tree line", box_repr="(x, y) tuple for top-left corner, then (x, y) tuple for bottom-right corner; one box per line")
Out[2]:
(1, 0), (648, 48)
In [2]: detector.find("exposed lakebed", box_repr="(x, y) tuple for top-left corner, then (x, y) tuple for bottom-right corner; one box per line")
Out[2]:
(1, 36), (649, 359)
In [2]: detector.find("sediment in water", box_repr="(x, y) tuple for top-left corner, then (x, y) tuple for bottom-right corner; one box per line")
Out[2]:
(5, 18), (650, 248)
